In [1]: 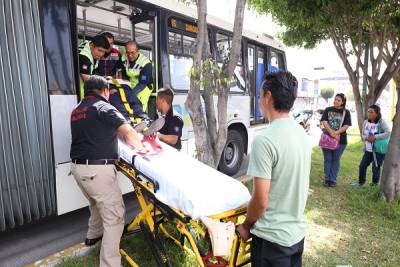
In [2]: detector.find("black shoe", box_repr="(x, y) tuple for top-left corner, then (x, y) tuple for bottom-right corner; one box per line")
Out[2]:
(329, 182), (337, 187)
(323, 181), (329, 187)
(85, 235), (102, 246)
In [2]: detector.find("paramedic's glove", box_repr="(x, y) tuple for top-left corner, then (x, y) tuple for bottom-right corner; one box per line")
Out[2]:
(236, 224), (251, 242)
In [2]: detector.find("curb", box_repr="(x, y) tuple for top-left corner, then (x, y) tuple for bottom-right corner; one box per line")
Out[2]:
(26, 243), (91, 267)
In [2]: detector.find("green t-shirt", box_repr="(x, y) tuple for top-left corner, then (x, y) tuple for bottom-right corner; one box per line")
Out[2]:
(247, 118), (311, 247)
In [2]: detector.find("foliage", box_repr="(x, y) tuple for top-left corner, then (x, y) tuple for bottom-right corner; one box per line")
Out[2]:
(320, 87), (335, 101)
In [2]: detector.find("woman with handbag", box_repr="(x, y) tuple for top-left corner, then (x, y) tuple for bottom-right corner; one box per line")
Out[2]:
(320, 93), (352, 187)
(352, 105), (391, 188)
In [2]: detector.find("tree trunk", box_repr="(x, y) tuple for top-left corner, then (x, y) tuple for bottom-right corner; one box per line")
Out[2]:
(185, 0), (246, 171)
(381, 76), (400, 201)
(184, 0), (214, 167)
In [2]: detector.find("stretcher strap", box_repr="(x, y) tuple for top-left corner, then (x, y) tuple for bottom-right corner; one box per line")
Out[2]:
(113, 78), (136, 123)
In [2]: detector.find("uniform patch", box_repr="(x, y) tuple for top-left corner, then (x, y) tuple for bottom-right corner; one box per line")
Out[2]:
(140, 75), (147, 81)
(174, 126), (180, 133)
(82, 64), (88, 70)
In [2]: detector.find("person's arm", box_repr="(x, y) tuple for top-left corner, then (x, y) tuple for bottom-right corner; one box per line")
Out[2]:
(132, 63), (152, 94)
(117, 123), (144, 150)
(158, 133), (178, 145)
(158, 116), (183, 146)
(335, 109), (351, 135)
(236, 135), (275, 241)
(237, 178), (270, 241)
(79, 55), (92, 81)
(375, 119), (391, 140)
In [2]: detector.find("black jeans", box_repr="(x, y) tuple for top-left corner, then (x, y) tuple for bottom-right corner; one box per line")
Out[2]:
(358, 151), (385, 185)
(251, 235), (304, 267)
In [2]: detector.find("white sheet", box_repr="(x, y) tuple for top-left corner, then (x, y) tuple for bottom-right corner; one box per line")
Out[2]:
(118, 140), (251, 219)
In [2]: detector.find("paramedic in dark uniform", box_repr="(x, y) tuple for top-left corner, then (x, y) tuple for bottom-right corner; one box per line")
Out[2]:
(156, 88), (183, 150)
(70, 75), (144, 267)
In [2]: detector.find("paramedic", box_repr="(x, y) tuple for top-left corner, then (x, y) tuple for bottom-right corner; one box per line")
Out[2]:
(156, 88), (183, 150)
(78, 35), (110, 99)
(121, 40), (153, 112)
(237, 71), (311, 267)
(97, 32), (121, 77)
(70, 75), (144, 267)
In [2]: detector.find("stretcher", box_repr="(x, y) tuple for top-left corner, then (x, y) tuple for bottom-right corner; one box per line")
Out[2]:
(116, 139), (252, 267)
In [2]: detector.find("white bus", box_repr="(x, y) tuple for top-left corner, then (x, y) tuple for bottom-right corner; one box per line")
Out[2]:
(0, 0), (286, 231)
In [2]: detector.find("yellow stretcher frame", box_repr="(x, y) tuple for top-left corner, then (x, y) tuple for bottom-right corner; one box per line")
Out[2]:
(115, 159), (251, 267)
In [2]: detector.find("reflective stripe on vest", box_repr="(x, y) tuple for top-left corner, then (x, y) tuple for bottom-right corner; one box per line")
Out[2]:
(79, 41), (99, 99)
(124, 53), (152, 111)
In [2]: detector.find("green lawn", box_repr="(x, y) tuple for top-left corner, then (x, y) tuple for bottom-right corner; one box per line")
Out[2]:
(57, 130), (400, 266)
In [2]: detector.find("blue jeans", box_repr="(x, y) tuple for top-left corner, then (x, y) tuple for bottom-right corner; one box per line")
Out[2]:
(358, 151), (385, 185)
(322, 144), (346, 183)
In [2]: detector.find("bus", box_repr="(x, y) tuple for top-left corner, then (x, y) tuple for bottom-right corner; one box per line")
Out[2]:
(0, 0), (286, 231)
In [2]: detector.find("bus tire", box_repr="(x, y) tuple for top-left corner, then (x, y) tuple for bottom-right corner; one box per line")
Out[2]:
(218, 129), (244, 176)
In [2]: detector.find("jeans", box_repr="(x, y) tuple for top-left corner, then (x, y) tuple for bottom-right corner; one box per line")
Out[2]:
(251, 235), (304, 267)
(322, 144), (346, 183)
(359, 151), (385, 185)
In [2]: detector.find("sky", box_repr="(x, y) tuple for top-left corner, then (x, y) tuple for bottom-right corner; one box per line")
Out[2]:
(207, 0), (347, 80)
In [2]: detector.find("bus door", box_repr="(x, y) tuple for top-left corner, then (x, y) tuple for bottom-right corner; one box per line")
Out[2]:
(248, 44), (266, 124)
(130, 9), (158, 118)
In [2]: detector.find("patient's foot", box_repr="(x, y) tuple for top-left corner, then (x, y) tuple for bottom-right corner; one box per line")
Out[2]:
(143, 117), (165, 136)
(132, 121), (147, 133)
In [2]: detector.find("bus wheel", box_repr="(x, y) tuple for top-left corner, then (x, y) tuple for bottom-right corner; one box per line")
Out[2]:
(218, 129), (244, 176)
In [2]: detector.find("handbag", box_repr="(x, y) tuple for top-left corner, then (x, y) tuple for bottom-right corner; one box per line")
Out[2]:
(374, 121), (390, 154)
(319, 110), (346, 150)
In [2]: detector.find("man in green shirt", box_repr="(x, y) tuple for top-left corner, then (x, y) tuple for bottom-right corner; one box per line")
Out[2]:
(237, 71), (311, 267)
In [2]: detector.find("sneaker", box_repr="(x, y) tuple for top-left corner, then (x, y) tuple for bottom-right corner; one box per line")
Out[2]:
(133, 121), (147, 133)
(323, 181), (330, 187)
(328, 182), (337, 187)
(351, 182), (363, 189)
(85, 235), (102, 246)
(143, 117), (165, 136)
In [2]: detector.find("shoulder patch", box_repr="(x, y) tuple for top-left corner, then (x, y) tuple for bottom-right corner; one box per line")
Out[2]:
(82, 65), (88, 70)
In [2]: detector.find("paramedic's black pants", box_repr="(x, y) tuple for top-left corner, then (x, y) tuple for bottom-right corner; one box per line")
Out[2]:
(251, 235), (304, 267)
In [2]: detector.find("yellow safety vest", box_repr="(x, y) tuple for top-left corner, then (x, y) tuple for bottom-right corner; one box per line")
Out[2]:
(123, 53), (153, 112)
(79, 41), (98, 100)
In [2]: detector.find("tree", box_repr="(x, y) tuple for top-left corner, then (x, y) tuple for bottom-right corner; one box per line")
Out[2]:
(320, 87), (335, 103)
(381, 42), (400, 201)
(249, 0), (400, 201)
(248, 0), (400, 133)
(184, 0), (246, 168)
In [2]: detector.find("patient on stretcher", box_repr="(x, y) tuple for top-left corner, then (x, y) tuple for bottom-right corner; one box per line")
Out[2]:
(108, 79), (165, 136)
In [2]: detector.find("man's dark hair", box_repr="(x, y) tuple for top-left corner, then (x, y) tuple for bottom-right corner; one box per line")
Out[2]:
(262, 71), (298, 112)
(101, 32), (114, 40)
(157, 87), (174, 106)
(91, 34), (110, 50)
(84, 75), (109, 95)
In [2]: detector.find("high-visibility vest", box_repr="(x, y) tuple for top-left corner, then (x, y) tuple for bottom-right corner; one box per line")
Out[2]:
(123, 53), (153, 112)
(79, 41), (98, 100)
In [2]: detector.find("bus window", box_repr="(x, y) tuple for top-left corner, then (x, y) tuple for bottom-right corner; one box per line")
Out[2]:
(268, 50), (286, 73)
(133, 20), (154, 60)
(216, 33), (230, 61)
(168, 31), (195, 90)
(216, 32), (244, 93)
(248, 45), (255, 121)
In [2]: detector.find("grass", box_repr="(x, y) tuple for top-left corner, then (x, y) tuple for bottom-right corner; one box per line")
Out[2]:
(57, 129), (400, 266)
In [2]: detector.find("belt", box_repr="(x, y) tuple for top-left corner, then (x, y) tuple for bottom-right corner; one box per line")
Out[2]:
(72, 159), (116, 165)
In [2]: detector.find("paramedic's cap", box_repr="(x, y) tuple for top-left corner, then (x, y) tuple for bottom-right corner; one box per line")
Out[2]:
(84, 75), (109, 93)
